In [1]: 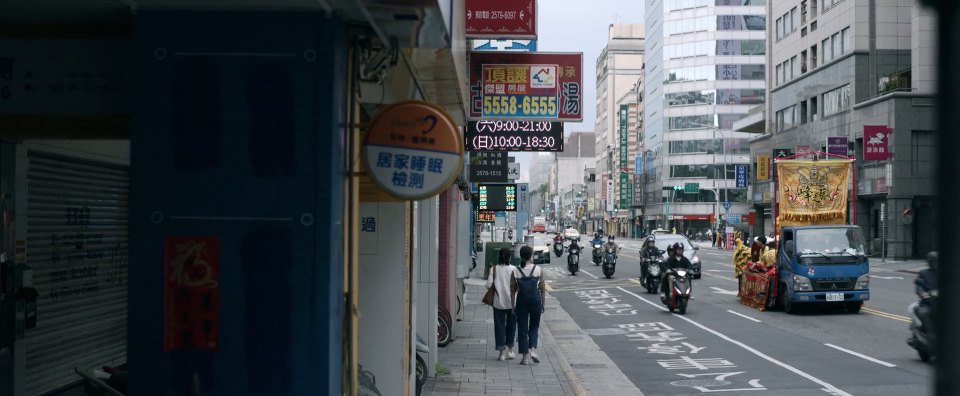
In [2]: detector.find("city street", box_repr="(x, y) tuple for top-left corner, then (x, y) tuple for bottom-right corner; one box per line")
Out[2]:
(537, 234), (933, 395)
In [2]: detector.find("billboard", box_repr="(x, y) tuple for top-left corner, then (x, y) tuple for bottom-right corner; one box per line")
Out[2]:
(468, 52), (583, 121)
(465, 0), (536, 39)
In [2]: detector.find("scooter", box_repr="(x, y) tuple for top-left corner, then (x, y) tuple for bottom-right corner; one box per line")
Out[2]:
(907, 291), (937, 362)
(592, 243), (603, 266)
(602, 246), (620, 279)
(567, 242), (581, 275)
(416, 334), (429, 395)
(641, 258), (662, 294)
(661, 268), (692, 314)
(553, 240), (564, 257)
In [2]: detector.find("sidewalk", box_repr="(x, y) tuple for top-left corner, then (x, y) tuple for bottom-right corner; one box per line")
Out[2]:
(421, 273), (643, 396)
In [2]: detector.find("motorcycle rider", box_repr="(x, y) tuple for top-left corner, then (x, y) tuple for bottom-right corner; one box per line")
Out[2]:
(660, 242), (693, 298)
(639, 236), (661, 281)
(603, 235), (620, 255)
(914, 251), (938, 332)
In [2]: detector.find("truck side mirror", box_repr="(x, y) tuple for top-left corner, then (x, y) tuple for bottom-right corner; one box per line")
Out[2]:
(784, 240), (796, 256)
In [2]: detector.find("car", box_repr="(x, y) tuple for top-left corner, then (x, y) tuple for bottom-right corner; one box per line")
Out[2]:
(651, 229), (672, 235)
(653, 234), (702, 279)
(563, 227), (581, 241)
(531, 237), (551, 264)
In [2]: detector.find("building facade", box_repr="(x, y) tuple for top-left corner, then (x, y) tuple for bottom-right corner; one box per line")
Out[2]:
(555, 133), (596, 231)
(746, 0), (937, 258)
(643, 0), (767, 235)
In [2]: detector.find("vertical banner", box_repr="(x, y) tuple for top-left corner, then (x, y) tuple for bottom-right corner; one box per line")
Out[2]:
(164, 236), (221, 351)
(606, 177), (615, 212)
(619, 105), (628, 169)
(756, 155), (770, 181)
(619, 173), (631, 208)
(864, 125), (890, 160)
(735, 164), (748, 188)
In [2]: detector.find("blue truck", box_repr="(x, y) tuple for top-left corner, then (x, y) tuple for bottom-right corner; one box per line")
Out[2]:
(776, 225), (870, 313)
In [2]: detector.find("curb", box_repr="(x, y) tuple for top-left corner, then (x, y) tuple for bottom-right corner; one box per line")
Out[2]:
(541, 320), (589, 396)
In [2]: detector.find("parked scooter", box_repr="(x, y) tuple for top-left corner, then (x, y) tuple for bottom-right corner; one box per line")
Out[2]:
(907, 290), (937, 362)
(602, 245), (620, 279)
(641, 258), (662, 294)
(567, 241), (581, 275)
(661, 268), (692, 314)
(416, 334), (429, 395)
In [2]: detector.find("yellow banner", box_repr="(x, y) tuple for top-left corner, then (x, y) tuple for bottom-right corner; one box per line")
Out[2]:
(776, 160), (851, 226)
(756, 155), (770, 181)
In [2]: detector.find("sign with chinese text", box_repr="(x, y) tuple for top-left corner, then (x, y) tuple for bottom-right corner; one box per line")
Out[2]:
(619, 105), (628, 168)
(632, 175), (644, 207)
(507, 162), (520, 180)
(363, 101), (463, 200)
(164, 236), (220, 351)
(465, 121), (563, 151)
(773, 148), (794, 159)
(684, 182), (699, 194)
(619, 173), (631, 208)
(465, 0), (536, 39)
(776, 160), (852, 227)
(476, 210), (497, 223)
(359, 203), (378, 255)
(735, 164), (748, 188)
(479, 184), (517, 211)
(471, 151), (508, 182)
(605, 177), (614, 212)
(826, 136), (848, 158)
(756, 155), (770, 181)
(864, 125), (890, 160)
(469, 52), (583, 121)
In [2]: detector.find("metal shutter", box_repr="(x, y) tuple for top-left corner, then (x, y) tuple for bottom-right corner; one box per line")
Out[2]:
(24, 150), (129, 395)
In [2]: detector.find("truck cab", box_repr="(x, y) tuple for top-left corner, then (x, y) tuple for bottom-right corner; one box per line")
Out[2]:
(777, 225), (870, 313)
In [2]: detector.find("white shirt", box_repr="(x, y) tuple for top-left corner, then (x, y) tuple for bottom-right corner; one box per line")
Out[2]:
(486, 264), (516, 310)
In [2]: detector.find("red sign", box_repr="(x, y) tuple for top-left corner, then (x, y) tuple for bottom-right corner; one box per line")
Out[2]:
(469, 52), (583, 121)
(164, 237), (220, 351)
(864, 125), (890, 160)
(476, 210), (496, 223)
(465, 0), (536, 39)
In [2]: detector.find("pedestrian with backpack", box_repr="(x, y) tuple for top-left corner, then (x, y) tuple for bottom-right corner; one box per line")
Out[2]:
(511, 246), (547, 365)
(485, 248), (517, 361)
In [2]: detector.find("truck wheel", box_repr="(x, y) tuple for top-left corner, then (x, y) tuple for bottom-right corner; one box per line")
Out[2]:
(781, 285), (797, 314)
(847, 302), (862, 314)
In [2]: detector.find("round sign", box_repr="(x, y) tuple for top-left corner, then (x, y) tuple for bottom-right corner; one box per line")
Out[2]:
(363, 101), (464, 200)
(901, 208), (914, 225)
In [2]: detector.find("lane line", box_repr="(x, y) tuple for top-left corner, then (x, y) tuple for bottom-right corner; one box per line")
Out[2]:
(823, 343), (897, 368)
(862, 307), (911, 323)
(616, 287), (853, 396)
(727, 309), (763, 323)
(579, 268), (600, 279)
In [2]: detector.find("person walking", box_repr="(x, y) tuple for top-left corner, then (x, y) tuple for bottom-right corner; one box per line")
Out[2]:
(487, 248), (517, 360)
(511, 246), (546, 365)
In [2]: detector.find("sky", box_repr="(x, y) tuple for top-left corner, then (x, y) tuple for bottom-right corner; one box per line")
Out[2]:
(513, 0), (645, 181)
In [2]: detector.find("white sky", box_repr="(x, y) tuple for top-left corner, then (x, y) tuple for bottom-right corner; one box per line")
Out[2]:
(514, 0), (645, 181)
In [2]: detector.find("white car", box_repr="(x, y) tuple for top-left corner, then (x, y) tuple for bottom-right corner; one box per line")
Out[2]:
(563, 228), (581, 241)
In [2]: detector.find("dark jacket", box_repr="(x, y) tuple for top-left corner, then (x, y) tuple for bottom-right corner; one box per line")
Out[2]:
(641, 247), (661, 260)
(664, 254), (692, 270)
(916, 269), (937, 297)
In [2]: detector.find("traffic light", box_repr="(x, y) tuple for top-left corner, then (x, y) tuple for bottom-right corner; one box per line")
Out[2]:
(673, 185), (683, 191)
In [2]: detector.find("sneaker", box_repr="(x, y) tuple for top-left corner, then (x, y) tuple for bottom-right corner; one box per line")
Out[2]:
(530, 348), (540, 363)
(520, 354), (530, 365)
(497, 350), (506, 361)
(507, 347), (516, 360)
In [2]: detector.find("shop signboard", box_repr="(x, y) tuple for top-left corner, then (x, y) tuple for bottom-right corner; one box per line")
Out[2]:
(756, 155), (770, 181)
(735, 164), (748, 188)
(470, 151), (508, 183)
(619, 173), (631, 209)
(864, 125), (891, 160)
(465, 0), (537, 39)
(469, 52), (583, 121)
(465, 120), (563, 151)
(826, 136), (849, 158)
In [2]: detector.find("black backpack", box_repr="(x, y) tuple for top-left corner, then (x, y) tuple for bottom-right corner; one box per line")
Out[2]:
(516, 265), (541, 309)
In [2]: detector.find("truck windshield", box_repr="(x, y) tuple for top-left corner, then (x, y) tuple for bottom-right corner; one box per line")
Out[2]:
(795, 228), (866, 255)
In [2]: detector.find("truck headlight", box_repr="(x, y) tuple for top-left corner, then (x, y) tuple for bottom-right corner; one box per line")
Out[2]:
(793, 274), (813, 291)
(855, 274), (870, 290)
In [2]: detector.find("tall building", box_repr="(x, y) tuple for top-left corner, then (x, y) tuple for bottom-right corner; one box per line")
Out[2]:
(556, 133), (597, 230)
(594, 24), (645, 233)
(741, 0), (937, 258)
(643, 0), (767, 234)
(528, 153), (555, 216)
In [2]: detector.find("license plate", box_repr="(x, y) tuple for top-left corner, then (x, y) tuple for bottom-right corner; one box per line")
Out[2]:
(826, 292), (844, 302)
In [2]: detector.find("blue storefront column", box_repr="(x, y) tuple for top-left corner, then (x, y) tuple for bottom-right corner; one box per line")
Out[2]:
(129, 12), (345, 395)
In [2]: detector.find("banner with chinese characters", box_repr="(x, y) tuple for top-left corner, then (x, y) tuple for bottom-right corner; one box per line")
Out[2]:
(739, 272), (771, 311)
(619, 105), (628, 168)
(756, 155), (769, 181)
(468, 52), (583, 121)
(776, 160), (851, 226)
(164, 236), (220, 351)
(465, 0), (536, 39)
(619, 173), (631, 209)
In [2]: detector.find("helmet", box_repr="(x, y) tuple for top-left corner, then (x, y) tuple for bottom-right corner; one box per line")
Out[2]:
(671, 242), (684, 253)
(645, 236), (656, 244)
(608, 235), (616, 241)
(927, 251), (938, 271)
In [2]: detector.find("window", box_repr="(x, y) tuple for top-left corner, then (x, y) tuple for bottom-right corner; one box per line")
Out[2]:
(811, 20), (817, 31)
(801, 50), (808, 73)
(791, 56), (798, 79)
(811, 96), (819, 121)
(664, 64), (765, 84)
(841, 27), (851, 53)
(811, 0), (818, 17)
(791, 7), (798, 32)
(665, 15), (766, 35)
(669, 165), (744, 180)
(800, 100), (808, 124)
(832, 33), (841, 59)
(802, 27), (808, 37)
(823, 84), (851, 117)
(666, 89), (764, 107)
(776, 105), (797, 131)
(776, 64), (782, 85)
(776, 18), (783, 40)
(666, 114), (715, 131)
(801, 0), (808, 23)
(822, 38), (831, 62)
(811, 44), (818, 68)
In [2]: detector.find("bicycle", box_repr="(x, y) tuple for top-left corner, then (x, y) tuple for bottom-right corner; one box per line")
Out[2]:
(437, 305), (453, 347)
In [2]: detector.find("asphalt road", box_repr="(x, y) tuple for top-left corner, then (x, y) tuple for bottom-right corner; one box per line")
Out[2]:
(536, 234), (933, 396)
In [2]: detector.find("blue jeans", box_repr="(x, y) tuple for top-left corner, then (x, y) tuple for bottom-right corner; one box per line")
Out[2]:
(492, 308), (516, 351)
(516, 304), (542, 354)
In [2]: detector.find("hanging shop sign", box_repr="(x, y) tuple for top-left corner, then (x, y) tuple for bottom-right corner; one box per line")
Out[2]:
(619, 173), (631, 209)
(465, 0), (537, 39)
(468, 52), (583, 121)
(363, 101), (464, 200)
(826, 136), (849, 158)
(470, 151), (509, 183)
(478, 183), (517, 211)
(465, 120), (563, 151)
(164, 236), (220, 351)
(756, 155), (770, 181)
(619, 105), (628, 168)
(864, 125), (891, 161)
(735, 164), (748, 188)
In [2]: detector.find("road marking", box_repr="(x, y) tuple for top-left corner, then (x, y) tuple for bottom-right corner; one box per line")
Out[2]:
(706, 269), (727, 272)
(580, 268), (600, 279)
(862, 307), (911, 323)
(823, 343), (897, 367)
(871, 275), (904, 280)
(710, 286), (739, 296)
(616, 287), (853, 396)
(726, 309), (763, 323)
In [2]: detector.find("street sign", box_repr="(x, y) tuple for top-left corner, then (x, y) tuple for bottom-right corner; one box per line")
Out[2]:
(470, 151), (508, 182)
(726, 213), (741, 224)
(723, 201), (732, 210)
(468, 52), (583, 121)
(826, 136), (848, 157)
(684, 182), (699, 194)
(363, 101), (464, 200)
(518, 183), (529, 211)
(465, 121), (563, 152)
(465, 0), (537, 39)
(735, 164), (748, 188)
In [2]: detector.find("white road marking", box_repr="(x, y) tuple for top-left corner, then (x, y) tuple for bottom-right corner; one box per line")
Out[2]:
(580, 268), (600, 279)
(726, 309), (763, 323)
(707, 269), (727, 272)
(710, 287), (739, 296)
(615, 287), (853, 396)
(823, 343), (897, 368)
(871, 275), (904, 280)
